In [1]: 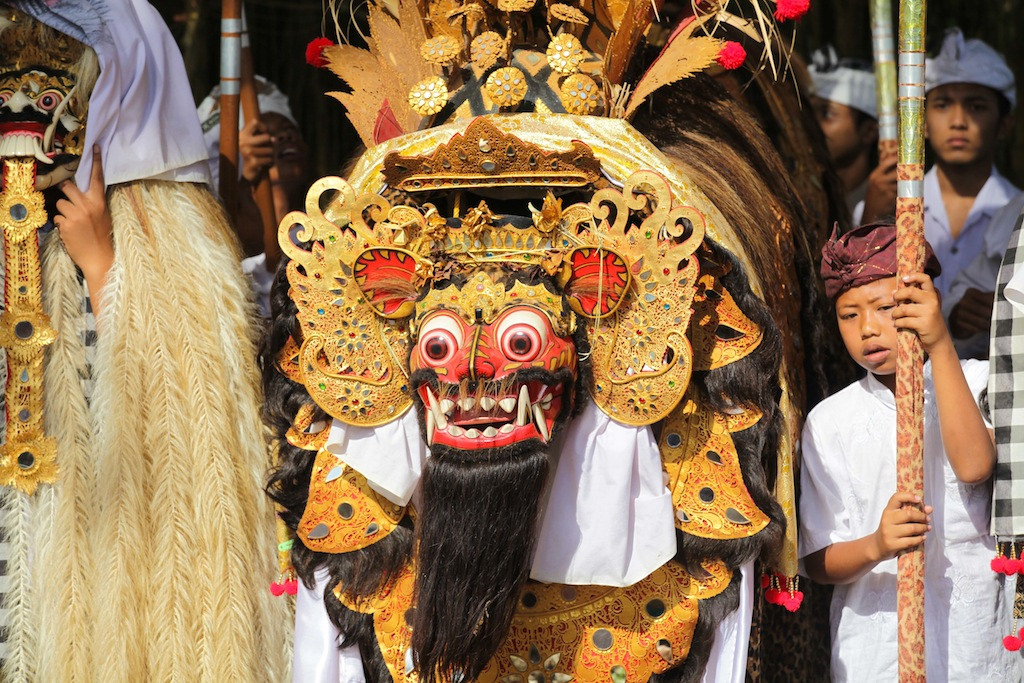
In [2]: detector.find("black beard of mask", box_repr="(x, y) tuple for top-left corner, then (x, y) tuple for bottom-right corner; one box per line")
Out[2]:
(411, 442), (550, 683)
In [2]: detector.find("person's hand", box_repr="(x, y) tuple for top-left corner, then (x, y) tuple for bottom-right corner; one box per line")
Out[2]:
(239, 118), (274, 183)
(949, 288), (995, 339)
(54, 146), (113, 286)
(870, 492), (932, 561)
(861, 150), (898, 224)
(892, 273), (950, 353)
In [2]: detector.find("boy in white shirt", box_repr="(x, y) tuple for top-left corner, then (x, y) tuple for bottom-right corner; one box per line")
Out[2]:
(799, 223), (1017, 681)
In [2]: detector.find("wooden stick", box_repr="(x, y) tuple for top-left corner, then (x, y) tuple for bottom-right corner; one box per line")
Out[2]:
(219, 0), (242, 217)
(895, 0), (927, 679)
(239, 8), (282, 271)
(870, 0), (898, 157)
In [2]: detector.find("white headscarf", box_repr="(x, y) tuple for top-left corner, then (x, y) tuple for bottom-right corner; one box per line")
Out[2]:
(808, 46), (878, 119)
(16, 0), (211, 190)
(926, 28), (1016, 109)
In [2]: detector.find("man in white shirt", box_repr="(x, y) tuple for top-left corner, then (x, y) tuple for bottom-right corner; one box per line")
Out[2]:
(921, 28), (1018, 299)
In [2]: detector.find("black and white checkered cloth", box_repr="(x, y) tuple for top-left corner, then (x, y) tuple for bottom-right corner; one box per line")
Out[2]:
(989, 204), (1024, 539)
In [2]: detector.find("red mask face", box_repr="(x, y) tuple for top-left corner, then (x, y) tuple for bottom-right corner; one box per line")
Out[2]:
(409, 278), (577, 452)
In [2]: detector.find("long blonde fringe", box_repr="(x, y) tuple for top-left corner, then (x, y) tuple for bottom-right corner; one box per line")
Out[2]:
(13, 181), (289, 681)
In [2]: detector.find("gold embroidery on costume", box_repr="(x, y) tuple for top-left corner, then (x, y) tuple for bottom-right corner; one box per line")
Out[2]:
(689, 247), (763, 372)
(661, 390), (770, 539)
(338, 560), (734, 683)
(298, 447), (405, 553)
(0, 158), (57, 495)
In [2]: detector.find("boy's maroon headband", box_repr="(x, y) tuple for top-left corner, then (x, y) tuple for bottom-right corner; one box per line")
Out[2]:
(820, 222), (941, 300)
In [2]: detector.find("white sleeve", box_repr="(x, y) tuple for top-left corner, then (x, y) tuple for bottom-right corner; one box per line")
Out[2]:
(942, 249), (1001, 320)
(959, 359), (992, 428)
(700, 562), (753, 683)
(798, 413), (854, 557)
(293, 567), (367, 683)
(852, 200), (865, 227)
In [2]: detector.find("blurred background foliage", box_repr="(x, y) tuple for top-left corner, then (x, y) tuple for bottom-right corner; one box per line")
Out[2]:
(151, 0), (1022, 185)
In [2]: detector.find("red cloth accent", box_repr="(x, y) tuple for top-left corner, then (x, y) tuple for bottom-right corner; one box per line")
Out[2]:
(992, 556), (1008, 573)
(773, 0), (810, 21)
(820, 222), (941, 300)
(1004, 635), (1022, 652)
(269, 581), (285, 596)
(373, 100), (405, 145)
(305, 37), (335, 68)
(1004, 558), (1021, 575)
(717, 42), (747, 70)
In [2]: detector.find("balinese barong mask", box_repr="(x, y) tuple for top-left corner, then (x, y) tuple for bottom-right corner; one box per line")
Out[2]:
(269, 0), (794, 680)
(0, 8), (89, 188)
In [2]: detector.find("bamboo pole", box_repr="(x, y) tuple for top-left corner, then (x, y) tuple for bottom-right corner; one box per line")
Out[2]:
(239, 9), (282, 271)
(219, 0), (242, 216)
(895, 0), (927, 679)
(870, 0), (898, 156)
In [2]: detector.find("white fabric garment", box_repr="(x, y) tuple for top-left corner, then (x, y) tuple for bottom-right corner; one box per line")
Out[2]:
(926, 28), (1016, 109)
(241, 252), (275, 318)
(799, 360), (1019, 682)
(531, 400), (676, 586)
(943, 192), (1024, 358)
(293, 567), (365, 683)
(922, 166), (1020, 296)
(325, 408), (428, 507)
(18, 0), (212, 189)
(808, 47), (877, 118)
(700, 561), (753, 683)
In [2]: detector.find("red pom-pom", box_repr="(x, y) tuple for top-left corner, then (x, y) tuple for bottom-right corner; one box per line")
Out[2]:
(1004, 558), (1021, 575)
(284, 578), (299, 596)
(765, 587), (782, 604)
(760, 574), (771, 589)
(783, 594), (802, 612)
(992, 556), (1008, 573)
(773, 0), (810, 21)
(305, 37), (335, 68)
(716, 42), (747, 70)
(1004, 635), (1022, 651)
(269, 581), (285, 597)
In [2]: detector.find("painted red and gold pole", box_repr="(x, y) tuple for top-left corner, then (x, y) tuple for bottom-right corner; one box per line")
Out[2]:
(870, 0), (898, 157)
(219, 0), (242, 216)
(895, 0), (926, 679)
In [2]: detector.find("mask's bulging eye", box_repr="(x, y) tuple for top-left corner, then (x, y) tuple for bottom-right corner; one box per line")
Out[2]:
(417, 312), (465, 367)
(497, 308), (549, 362)
(35, 90), (62, 112)
(0, 91), (11, 106)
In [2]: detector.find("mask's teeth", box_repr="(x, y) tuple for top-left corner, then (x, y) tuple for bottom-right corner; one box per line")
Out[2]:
(499, 423), (515, 434)
(448, 425), (464, 437)
(440, 398), (455, 416)
(541, 394), (553, 410)
(426, 406), (436, 446)
(483, 426), (498, 437)
(516, 385), (530, 427)
(479, 396), (496, 411)
(425, 386), (448, 429)
(498, 397), (516, 413)
(532, 403), (549, 442)
(464, 428), (481, 438)
(31, 135), (52, 165)
(458, 396), (475, 411)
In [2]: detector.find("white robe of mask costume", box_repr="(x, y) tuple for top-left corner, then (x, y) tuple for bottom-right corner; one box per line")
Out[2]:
(292, 403), (753, 683)
(0, 1), (289, 680)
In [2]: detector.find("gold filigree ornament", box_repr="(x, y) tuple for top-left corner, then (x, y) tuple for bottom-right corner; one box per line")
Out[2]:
(340, 558), (733, 683)
(408, 76), (450, 116)
(278, 177), (423, 427)
(0, 158), (58, 496)
(660, 389), (770, 539)
(297, 447), (405, 554)
(471, 31), (505, 70)
(569, 171), (706, 425)
(485, 66), (528, 108)
(496, 0), (537, 12)
(420, 35), (462, 66)
(559, 73), (601, 114)
(548, 2), (590, 24)
(0, 435), (57, 496)
(546, 33), (585, 75)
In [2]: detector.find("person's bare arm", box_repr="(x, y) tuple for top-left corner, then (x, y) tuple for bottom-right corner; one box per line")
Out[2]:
(54, 146), (113, 318)
(805, 491), (931, 584)
(893, 273), (996, 483)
